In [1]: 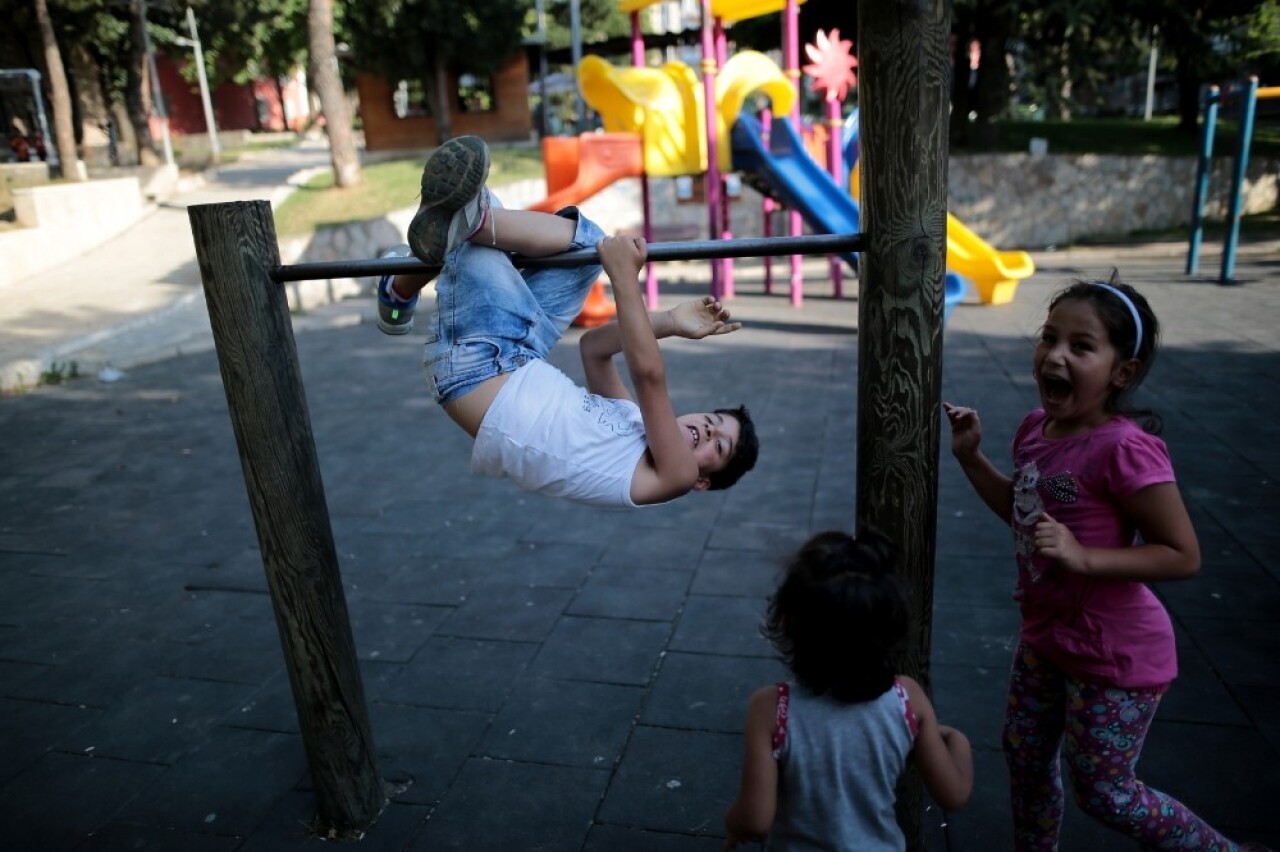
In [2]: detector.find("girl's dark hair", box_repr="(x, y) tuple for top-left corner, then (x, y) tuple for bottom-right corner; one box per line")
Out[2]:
(764, 529), (908, 703)
(1049, 269), (1163, 434)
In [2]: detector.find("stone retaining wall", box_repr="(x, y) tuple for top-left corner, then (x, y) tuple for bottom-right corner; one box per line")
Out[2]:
(1, 177), (149, 288)
(949, 153), (1278, 248)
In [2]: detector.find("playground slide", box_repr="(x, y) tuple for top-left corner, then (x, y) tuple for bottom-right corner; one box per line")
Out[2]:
(578, 55), (705, 177)
(730, 113), (860, 272)
(525, 133), (639, 326)
(714, 51), (796, 171)
(945, 213), (1035, 305)
(526, 132), (645, 214)
(832, 109), (1034, 305)
(733, 113), (993, 316)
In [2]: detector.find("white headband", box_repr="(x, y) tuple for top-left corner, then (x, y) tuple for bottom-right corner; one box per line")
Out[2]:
(1091, 282), (1143, 359)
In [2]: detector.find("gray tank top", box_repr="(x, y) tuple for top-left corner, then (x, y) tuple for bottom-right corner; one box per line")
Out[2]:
(768, 679), (918, 851)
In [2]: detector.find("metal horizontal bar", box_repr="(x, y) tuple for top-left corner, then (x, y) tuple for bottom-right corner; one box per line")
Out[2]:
(270, 232), (865, 283)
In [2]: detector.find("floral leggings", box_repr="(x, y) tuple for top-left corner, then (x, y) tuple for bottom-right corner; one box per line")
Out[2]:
(1004, 642), (1241, 851)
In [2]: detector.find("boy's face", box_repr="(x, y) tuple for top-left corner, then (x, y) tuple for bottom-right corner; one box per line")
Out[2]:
(676, 412), (741, 487)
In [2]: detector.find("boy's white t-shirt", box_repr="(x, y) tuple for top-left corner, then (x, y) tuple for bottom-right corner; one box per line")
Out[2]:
(471, 360), (650, 509)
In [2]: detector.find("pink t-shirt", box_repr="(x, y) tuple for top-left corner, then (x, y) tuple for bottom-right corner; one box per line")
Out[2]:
(1010, 408), (1177, 687)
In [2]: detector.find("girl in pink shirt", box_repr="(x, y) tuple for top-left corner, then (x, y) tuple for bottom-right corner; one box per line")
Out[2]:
(945, 274), (1263, 851)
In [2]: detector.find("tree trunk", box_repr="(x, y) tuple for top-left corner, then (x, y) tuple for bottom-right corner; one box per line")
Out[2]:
(856, 0), (950, 848)
(126, 0), (158, 167)
(433, 52), (454, 144)
(71, 43), (112, 145)
(1054, 41), (1073, 120)
(1174, 49), (1201, 132)
(33, 0), (82, 180)
(308, 0), (361, 188)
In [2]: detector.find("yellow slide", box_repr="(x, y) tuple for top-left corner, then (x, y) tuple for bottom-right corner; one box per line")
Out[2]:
(578, 49), (797, 176)
(578, 55), (706, 176)
(715, 51), (796, 171)
(947, 214), (1035, 305)
(852, 161), (1034, 305)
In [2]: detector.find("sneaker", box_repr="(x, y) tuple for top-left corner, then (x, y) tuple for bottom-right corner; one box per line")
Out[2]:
(407, 136), (491, 265)
(376, 244), (418, 335)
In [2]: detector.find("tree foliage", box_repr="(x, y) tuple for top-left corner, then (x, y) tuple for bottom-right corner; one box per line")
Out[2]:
(343, 0), (528, 82)
(949, 0), (1280, 144)
(8, 0), (1277, 167)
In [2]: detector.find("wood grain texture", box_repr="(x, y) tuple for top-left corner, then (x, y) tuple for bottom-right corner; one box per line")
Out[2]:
(189, 201), (383, 831)
(856, 3), (951, 846)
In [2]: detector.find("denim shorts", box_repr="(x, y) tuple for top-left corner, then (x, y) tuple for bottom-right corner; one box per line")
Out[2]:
(422, 206), (606, 405)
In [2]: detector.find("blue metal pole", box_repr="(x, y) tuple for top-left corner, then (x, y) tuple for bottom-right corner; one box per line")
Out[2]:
(1220, 77), (1258, 285)
(1186, 86), (1218, 275)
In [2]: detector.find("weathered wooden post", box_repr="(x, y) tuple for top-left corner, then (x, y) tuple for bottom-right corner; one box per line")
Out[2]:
(856, 1), (951, 848)
(188, 200), (383, 833)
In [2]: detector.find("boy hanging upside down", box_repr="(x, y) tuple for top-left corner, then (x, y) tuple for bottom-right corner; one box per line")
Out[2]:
(375, 135), (759, 509)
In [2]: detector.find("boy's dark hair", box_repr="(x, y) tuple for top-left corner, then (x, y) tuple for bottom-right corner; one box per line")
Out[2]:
(706, 405), (759, 491)
(1050, 269), (1163, 434)
(764, 528), (908, 703)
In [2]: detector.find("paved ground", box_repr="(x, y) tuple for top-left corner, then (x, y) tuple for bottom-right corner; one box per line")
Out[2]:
(1, 149), (1277, 850)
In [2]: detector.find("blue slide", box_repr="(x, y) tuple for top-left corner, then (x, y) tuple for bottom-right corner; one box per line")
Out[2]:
(842, 108), (859, 189)
(730, 113), (859, 273)
(731, 111), (967, 320)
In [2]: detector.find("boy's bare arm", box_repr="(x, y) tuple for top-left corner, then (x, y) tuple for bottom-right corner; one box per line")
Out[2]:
(597, 236), (698, 501)
(580, 309), (672, 400)
(580, 298), (741, 399)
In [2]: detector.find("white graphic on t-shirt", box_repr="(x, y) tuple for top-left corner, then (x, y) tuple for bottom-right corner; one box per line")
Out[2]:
(580, 393), (642, 437)
(1013, 461), (1046, 583)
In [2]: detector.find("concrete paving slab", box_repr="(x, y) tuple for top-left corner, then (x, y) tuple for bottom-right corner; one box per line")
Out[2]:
(478, 676), (646, 766)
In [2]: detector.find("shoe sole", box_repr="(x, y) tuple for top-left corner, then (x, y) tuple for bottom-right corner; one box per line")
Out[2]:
(377, 316), (413, 335)
(407, 137), (490, 265)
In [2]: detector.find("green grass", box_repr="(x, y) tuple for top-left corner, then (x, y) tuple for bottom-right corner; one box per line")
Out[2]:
(37, 360), (79, 386)
(989, 117), (1280, 158)
(272, 144), (547, 236)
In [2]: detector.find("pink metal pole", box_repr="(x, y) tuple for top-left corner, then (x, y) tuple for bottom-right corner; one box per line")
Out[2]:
(827, 97), (843, 298)
(784, 0), (803, 307)
(716, 19), (734, 299)
(761, 106), (774, 294)
(700, 0), (722, 299)
(631, 12), (660, 309)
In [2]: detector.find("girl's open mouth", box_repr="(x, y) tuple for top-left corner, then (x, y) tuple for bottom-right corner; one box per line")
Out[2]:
(1042, 375), (1072, 404)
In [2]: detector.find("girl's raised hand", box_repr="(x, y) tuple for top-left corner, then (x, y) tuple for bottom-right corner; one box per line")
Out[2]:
(1034, 513), (1088, 573)
(943, 402), (983, 459)
(669, 296), (743, 340)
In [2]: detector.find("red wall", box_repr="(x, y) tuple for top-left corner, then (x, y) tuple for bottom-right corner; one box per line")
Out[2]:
(156, 54), (288, 134)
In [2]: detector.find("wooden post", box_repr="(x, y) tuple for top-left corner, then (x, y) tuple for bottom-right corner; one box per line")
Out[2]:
(188, 201), (383, 832)
(855, 2), (950, 848)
